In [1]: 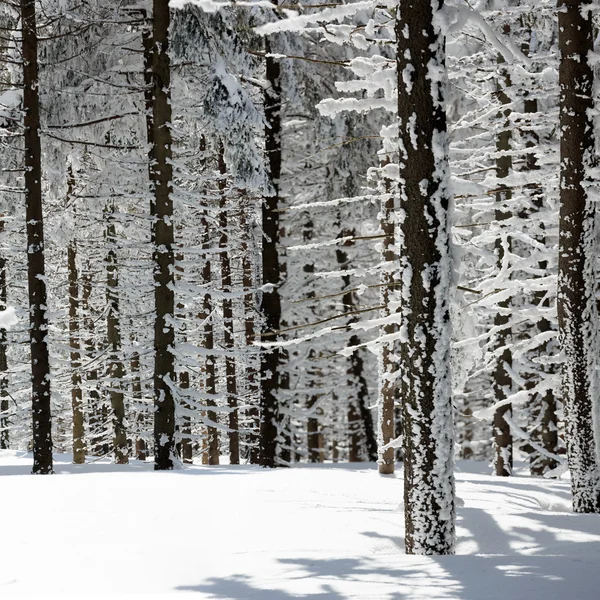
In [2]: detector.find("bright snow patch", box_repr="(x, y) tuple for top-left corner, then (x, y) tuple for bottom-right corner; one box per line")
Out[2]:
(0, 452), (598, 598)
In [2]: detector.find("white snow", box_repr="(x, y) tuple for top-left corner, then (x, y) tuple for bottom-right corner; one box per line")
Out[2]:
(0, 451), (598, 599)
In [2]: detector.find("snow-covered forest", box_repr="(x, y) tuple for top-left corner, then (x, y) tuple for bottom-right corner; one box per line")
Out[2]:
(1, 0), (600, 596)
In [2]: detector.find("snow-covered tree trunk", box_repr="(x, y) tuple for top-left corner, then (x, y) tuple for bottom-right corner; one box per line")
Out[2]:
(335, 233), (376, 462)
(218, 146), (239, 465)
(240, 200), (260, 463)
(557, 0), (600, 513)
(22, 0), (53, 474)
(200, 212), (219, 465)
(396, 0), (455, 554)
(493, 50), (513, 477)
(379, 182), (397, 475)
(82, 268), (105, 456)
(151, 0), (176, 470)
(105, 208), (128, 464)
(521, 28), (558, 477)
(68, 241), (85, 464)
(130, 345), (147, 461)
(0, 215), (8, 450)
(175, 255), (193, 464)
(259, 38), (283, 468)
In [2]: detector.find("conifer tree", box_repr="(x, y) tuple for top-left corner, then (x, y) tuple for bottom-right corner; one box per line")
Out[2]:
(397, 0), (455, 554)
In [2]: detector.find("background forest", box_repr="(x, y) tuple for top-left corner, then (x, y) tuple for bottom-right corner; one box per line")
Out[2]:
(1, 0), (600, 569)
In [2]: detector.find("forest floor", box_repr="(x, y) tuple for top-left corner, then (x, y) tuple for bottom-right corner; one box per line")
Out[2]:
(1, 450), (599, 599)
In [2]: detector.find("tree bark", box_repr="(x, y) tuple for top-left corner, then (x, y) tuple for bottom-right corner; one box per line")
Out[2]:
(557, 0), (600, 512)
(82, 269), (105, 456)
(218, 147), (240, 465)
(151, 0), (176, 470)
(106, 207), (128, 464)
(379, 181), (397, 474)
(130, 344), (147, 461)
(335, 232), (377, 463)
(493, 48), (513, 477)
(240, 200), (260, 463)
(174, 255), (193, 464)
(68, 241), (85, 464)
(0, 216), (9, 450)
(521, 28), (559, 477)
(200, 212), (219, 465)
(22, 0), (53, 474)
(396, 0), (455, 554)
(259, 37), (283, 468)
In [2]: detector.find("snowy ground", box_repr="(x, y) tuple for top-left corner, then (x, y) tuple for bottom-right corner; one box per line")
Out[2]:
(1, 451), (599, 599)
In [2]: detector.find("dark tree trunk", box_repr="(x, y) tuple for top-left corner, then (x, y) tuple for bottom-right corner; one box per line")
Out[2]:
(82, 269), (105, 456)
(521, 29), (559, 477)
(557, 0), (600, 513)
(218, 147), (240, 465)
(22, 0), (53, 474)
(151, 0), (176, 470)
(493, 49), (513, 477)
(68, 242), (85, 464)
(130, 345), (147, 461)
(240, 200), (260, 463)
(200, 213), (219, 465)
(174, 255), (193, 464)
(259, 37), (283, 468)
(396, 0), (455, 554)
(335, 232), (377, 463)
(0, 217), (9, 450)
(379, 180), (397, 474)
(301, 217), (322, 464)
(105, 208), (128, 464)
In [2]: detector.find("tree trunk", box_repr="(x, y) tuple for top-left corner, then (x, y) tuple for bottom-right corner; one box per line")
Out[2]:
(335, 231), (377, 463)
(22, 0), (53, 474)
(200, 212), (219, 465)
(174, 255), (193, 464)
(69, 242), (85, 464)
(218, 147), (239, 465)
(259, 37), (283, 468)
(379, 181), (397, 474)
(396, 0), (455, 554)
(0, 216), (9, 450)
(130, 344), (147, 461)
(82, 269), (105, 456)
(240, 200), (260, 463)
(521, 28), (559, 477)
(557, 0), (600, 513)
(151, 0), (176, 470)
(106, 208), (128, 464)
(493, 48), (513, 477)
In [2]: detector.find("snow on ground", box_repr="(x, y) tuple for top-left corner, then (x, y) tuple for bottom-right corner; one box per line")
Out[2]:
(1, 451), (599, 599)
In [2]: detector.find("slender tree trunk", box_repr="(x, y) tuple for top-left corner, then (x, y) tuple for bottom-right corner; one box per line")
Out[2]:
(557, 0), (600, 513)
(521, 29), (559, 476)
(218, 147), (239, 465)
(130, 343), (147, 461)
(379, 182), (397, 474)
(69, 242), (85, 464)
(0, 216), (9, 450)
(82, 269), (104, 456)
(240, 201), (260, 463)
(259, 37), (283, 467)
(200, 213), (219, 465)
(301, 217), (321, 464)
(151, 0), (176, 470)
(22, 0), (52, 474)
(335, 232), (377, 462)
(174, 255), (193, 464)
(396, 0), (455, 554)
(493, 49), (513, 477)
(106, 209), (128, 464)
